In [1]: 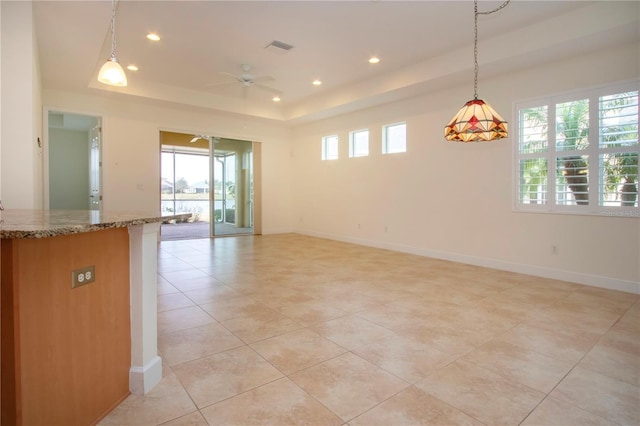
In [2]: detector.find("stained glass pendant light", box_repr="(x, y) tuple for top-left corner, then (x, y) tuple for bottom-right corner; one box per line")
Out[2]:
(444, 0), (511, 142)
(98, 0), (127, 87)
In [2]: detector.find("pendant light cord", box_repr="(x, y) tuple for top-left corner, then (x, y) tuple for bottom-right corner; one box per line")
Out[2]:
(109, 0), (117, 61)
(473, 0), (511, 100)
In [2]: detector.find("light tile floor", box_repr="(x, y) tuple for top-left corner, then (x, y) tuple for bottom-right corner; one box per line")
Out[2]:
(100, 234), (640, 426)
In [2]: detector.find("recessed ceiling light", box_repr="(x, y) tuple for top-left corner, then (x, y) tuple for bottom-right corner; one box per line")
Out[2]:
(369, 56), (380, 64)
(272, 96), (281, 102)
(127, 65), (139, 71)
(312, 79), (322, 86)
(146, 33), (160, 41)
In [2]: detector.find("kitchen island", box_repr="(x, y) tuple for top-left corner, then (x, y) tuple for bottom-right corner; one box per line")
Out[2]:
(0, 209), (188, 425)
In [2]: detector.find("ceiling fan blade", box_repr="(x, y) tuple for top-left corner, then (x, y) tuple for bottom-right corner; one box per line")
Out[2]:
(205, 81), (238, 88)
(206, 72), (242, 87)
(252, 75), (275, 84)
(207, 66), (279, 97)
(252, 83), (281, 95)
(218, 71), (241, 80)
(205, 72), (242, 86)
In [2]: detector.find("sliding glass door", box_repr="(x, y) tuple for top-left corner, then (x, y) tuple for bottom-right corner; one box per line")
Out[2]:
(161, 147), (210, 239)
(159, 131), (258, 239)
(212, 138), (253, 236)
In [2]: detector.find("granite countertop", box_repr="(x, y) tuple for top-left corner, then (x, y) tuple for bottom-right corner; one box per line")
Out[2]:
(0, 209), (192, 239)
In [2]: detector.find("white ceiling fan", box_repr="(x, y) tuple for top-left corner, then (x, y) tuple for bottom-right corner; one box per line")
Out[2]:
(189, 135), (221, 143)
(209, 64), (280, 96)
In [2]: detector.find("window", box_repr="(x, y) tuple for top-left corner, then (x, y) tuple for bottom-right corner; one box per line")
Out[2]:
(161, 148), (210, 217)
(322, 135), (339, 160)
(515, 82), (639, 216)
(383, 122), (406, 154)
(349, 129), (369, 157)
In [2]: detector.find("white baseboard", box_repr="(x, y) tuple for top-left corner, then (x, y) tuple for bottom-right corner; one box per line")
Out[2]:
(261, 227), (295, 235)
(129, 355), (163, 395)
(295, 230), (640, 295)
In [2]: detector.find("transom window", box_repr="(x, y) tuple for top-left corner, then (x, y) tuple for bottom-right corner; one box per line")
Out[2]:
(349, 129), (369, 158)
(514, 82), (639, 217)
(321, 135), (339, 160)
(382, 122), (406, 154)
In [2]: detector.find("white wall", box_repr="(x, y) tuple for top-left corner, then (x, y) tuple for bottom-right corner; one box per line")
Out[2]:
(2, 1), (637, 295)
(1, 1), (3, 207)
(44, 90), (293, 234)
(0, 1), (42, 209)
(291, 42), (640, 293)
(0, 4), (3, 422)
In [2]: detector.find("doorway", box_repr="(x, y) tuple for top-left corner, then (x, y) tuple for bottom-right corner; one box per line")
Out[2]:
(213, 138), (253, 236)
(160, 131), (260, 240)
(47, 111), (102, 210)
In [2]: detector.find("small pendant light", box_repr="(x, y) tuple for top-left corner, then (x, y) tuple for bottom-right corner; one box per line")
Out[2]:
(444, 0), (511, 142)
(98, 0), (127, 87)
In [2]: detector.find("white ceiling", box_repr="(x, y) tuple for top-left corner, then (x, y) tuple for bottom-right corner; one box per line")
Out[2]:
(32, 1), (639, 124)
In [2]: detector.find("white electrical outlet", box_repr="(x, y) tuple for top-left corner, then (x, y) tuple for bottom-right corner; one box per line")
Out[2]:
(72, 266), (96, 288)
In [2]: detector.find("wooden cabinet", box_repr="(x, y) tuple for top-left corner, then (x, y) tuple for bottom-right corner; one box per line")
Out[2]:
(1, 228), (131, 425)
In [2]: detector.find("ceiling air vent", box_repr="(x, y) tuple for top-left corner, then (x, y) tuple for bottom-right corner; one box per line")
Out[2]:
(265, 40), (294, 54)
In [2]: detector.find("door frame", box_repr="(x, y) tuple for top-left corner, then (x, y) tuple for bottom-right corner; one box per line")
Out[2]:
(210, 138), (261, 237)
(252, 141), (262, 235)
(158, 130), (262, 238)
(43, 107), (104, 210)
